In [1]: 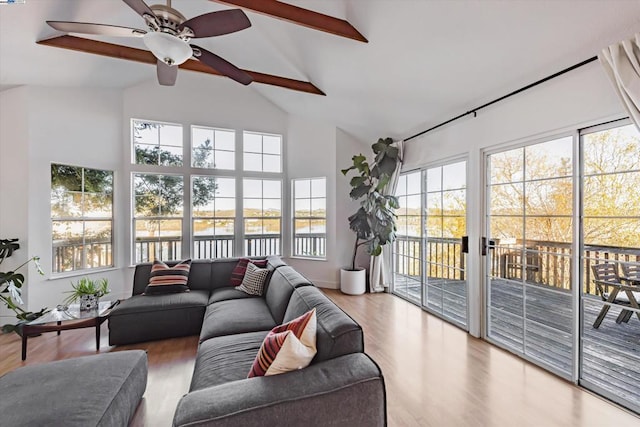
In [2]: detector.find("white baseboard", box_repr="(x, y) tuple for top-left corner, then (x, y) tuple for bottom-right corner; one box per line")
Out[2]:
(312, 280), (339, 290)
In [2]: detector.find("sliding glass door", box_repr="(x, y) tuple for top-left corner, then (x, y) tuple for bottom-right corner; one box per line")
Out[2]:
(485, 137), (574, 377)
(394, 160), (468, 329)
(579, 123), (640, 412)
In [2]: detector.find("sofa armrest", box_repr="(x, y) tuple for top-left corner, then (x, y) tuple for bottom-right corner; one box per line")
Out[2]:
(173, 353), (386, 427)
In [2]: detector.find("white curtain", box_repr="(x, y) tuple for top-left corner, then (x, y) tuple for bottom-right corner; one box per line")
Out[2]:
(599, 33), (640, 131)
(369, 140), (405, 293)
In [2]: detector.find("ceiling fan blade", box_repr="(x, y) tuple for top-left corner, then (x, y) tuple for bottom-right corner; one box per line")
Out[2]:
(179, 9), (251, 38)
(191, 44), (252, 85)
(123, 0), (156, 21)
(47, 21), (146, 37)
(157, 60), (178, 86)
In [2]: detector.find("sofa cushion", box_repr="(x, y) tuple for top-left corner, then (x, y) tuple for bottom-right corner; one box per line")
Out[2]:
(230, 258), (269, 287)
(264, 266), (313, 324)
(208, 287), (259, 304)
(190, 331), (268, 391)
(283, 286), (364, 364)
(108, 290), (209, 345)
(237, 262), (270, 295)
(133, 259), (212, 295)
(144, 259), (191, 294)
(0, 350), (147, 427)
(199, 298), (276, 342)
(248, 308), (317, 378)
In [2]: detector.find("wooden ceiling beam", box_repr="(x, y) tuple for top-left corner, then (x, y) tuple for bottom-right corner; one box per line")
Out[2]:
(210, 0), (367, 43)
(36, 35), (325, 96)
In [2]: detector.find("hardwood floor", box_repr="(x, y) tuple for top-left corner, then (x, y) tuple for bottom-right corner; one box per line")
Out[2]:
(1, 290), (638, 426)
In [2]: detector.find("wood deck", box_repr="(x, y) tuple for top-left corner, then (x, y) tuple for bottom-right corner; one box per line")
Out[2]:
(393, 275), (640, 411)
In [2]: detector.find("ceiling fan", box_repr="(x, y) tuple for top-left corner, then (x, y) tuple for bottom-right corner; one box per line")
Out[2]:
(46, 0), (253, 86)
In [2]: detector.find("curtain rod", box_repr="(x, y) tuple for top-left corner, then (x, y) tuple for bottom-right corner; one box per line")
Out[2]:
(404, 55), (599, 142)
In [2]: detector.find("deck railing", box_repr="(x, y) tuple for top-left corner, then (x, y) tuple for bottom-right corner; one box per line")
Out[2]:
(393, 235), (640, 295)
(52, 239), (113, 273)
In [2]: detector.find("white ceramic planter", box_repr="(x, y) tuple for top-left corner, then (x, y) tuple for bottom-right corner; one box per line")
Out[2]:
(340, 268), (366, 295)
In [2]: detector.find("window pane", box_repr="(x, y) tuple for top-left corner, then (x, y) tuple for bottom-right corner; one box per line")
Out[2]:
(525, 179), (572, 216)
(295, 199), (311, 217)
(490, 148), (523, 184)
(216, 198), (235, 217)
(407, 172), (422, 194)
(263, 199), (281, 216)
(442, 190), (465, 215)
(244, 198), (262, 216)
(244, 133), (262, 152)
(244, 152), (262, 171)
(490, 183), (524, 216)
(426, 167), (442, 192)
(295, 219), (311, 233)
(244, 218), (262, 234)
(192, 147), (213, 168)
(263, 180), (281, 198)
(263, 154), (281, 173)
(214, 150), (235, 170)
(215, 130), (235, 151)
(193, 219), (214, 236)
(583, 173), (640, 217)
(311, 198), (326, 215)
(133, 120), (183, 166)
(525, 137), (573, 180)
(426, 193), (441, 215)
(583, 124), (640, 175)
(443, 217), (465, 239)
(396, 175), (407, 196)
(443, 162), (466, 190)
(244, 179), (262, 197)
(526, 217), (572, 243)
(311, 178), (326, 197)
(263, 219), (281, 234)
(295, 179), (311, 198)
(263, 136), (281, 154)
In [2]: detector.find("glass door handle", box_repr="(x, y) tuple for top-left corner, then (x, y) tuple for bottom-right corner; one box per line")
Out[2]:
(482, 237), (487, 256)
(461, 236), (469, 253)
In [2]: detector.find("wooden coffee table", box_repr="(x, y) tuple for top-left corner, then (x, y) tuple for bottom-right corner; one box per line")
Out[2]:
(21, 300), (119, 360)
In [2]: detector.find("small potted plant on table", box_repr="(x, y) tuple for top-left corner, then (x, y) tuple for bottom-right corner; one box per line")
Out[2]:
(64, 277), (110, 311)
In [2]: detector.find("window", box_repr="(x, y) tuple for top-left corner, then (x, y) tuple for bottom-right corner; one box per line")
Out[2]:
(243, 131), (281, 172)
(192, 176), (236, 259)
(292, 178), (326, 258)
(51, 164), (113, 273)
(192, 126), (235, 170)
(243, 178), (281, 256)
(130, 119), (285, 263)
(133, 173), (183, 262)
(132, 119), (183, 166)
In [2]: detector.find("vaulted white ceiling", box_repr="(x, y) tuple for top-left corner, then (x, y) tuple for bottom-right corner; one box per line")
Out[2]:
(2, 0), (640, 142)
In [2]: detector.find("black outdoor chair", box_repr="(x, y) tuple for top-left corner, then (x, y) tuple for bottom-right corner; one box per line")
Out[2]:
(591, 263), (640, 328)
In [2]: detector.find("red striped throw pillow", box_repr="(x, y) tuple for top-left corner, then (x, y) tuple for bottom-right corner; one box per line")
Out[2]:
(230, 258), (268, 286)
(144, 259), (192, 295)
(248, 308), (317, 377)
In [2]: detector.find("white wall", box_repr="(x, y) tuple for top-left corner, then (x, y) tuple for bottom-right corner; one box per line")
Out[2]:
(0, 86), (124, 317)
(0, 87), (30, 323)
(285, 115), (338, 287)
(401, 62), (626, 337)
(335, 129), (370, 272)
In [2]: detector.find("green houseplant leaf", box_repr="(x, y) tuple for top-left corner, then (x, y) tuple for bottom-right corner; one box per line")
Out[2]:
(342, 137), (400, 271)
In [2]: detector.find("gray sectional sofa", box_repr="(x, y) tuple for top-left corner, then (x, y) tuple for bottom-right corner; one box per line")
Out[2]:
(108, 257), (386, 426)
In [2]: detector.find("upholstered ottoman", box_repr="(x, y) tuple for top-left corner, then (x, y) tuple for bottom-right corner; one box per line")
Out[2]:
(0, 350), (148, 427)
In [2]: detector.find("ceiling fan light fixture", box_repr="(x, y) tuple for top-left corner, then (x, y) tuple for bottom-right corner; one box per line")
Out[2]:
(143, 31), (191, 65)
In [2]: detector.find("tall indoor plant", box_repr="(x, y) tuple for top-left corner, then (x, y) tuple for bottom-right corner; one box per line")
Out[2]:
(340, 138), (400, 294)
(0, 238), (47, 333)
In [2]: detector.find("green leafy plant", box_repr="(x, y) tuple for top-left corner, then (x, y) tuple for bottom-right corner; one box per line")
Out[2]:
(341, 137), (400, 271)
(63, 277), (110, 305)
(1, 238), (48, 333)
